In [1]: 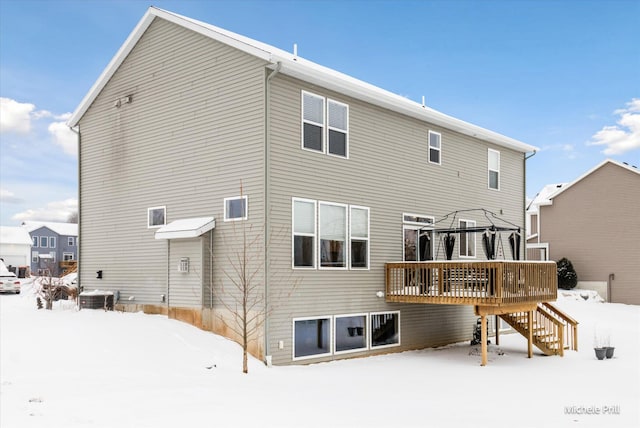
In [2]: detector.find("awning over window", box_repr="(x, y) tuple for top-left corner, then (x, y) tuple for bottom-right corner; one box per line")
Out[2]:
(38, 254), (54, 259)
(154, 217), (216, 240)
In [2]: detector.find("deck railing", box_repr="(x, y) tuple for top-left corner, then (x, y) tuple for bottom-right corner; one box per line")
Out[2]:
(385, 261), (557, 306)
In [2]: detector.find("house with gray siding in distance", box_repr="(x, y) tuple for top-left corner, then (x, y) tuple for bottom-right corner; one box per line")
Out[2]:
(68, 7), (575, 366)
(22, 221), (78, 276)
(528, 159), (640, 305)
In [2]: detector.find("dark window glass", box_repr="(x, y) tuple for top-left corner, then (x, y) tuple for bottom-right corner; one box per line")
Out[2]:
(351, 240), (368, 268)
(489, 171), (499, 190)
(429, 148), (440, 164)
(328, 130), (346, 157)
(371, 313), (399, 347)
(335, 315), (366, 352)
(304, 123), (323, 151)
(294, 318), (330, 358)
(294, 236), (314, 267)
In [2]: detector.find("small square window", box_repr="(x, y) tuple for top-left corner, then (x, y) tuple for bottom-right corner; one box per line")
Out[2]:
(148, 206), (166, 228)
(370, 312), (400, 348)
(68, 237), (75, 246)
(224, 196), (248, 221)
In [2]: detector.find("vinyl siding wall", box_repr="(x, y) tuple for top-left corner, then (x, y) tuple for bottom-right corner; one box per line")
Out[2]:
(540, 163), (640, 304)
(266, 74), (526, 365)
(78, 18), (267, 308)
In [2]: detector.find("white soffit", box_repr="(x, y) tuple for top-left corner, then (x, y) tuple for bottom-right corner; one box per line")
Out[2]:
(155, 217), (216, 240)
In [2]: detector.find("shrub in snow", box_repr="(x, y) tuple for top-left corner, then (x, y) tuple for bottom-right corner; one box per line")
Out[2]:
(557, 257), (578, 290)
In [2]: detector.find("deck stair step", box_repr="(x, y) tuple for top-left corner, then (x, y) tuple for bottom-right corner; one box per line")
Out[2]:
(499, 302), (579, 357)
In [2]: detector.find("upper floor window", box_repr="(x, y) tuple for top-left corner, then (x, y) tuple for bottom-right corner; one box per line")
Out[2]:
(428, 131), (441, 165)
(302, 91), (348, 158)
(350, 206), (369, 269)
(68, 237), (75, 246)
(148, 206), (166, 228)
(49, 237), (56, 248)
(32, 236), (38, 247)
(39, 236), (48, 248)
(319, 202), (347, 269)
(292, 198), (369, 270)
(488, 149), (500, 190)
(224, 196), (248, 221)
(459, 219), (476, 258)
(292, 198), (316, 268)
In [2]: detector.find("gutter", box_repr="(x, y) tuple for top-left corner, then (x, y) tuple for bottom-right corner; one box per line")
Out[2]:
(68, 125), (81, 296)
(523, 150), (537, 260)
(264, 61), (282, 365)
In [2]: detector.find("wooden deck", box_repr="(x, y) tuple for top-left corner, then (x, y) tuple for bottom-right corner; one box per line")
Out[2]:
(385, 260), (569, 365)
(385, 260), (557, 307)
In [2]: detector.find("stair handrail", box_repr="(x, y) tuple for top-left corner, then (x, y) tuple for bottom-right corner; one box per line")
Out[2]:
(537, 302), (578, 351)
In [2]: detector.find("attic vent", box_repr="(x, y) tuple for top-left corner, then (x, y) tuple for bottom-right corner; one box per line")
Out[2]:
(178, 258), (189, 273)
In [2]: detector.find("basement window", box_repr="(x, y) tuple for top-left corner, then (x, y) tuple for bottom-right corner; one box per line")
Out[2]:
(370, 311), (400, 348)
(293, 317), (332, 360)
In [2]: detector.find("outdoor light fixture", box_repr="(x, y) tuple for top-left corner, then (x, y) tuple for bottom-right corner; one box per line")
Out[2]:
(376, 291), (384, 298)
(96, 270), (103, 279)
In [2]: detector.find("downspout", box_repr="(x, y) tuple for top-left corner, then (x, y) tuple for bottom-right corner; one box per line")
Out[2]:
(69, 125), (81, 299)
(523, 150), (537, 260)
(264, 61), (282, 364)
(607, 273), (614, 303)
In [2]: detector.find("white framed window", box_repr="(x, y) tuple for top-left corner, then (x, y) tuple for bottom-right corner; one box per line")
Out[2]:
(32, 236), (38, 247)
(459, 219), (476, 258)
(302, 91), (325, 153)
(319, 201), (347, 269)
(32, 251), (39, 263)
(40, 236), (48, 248)
(49, 237), (56, 248)
(293, 316), (332, 360)
(350, 206), (369, 269)
(488, 149), (500, 190)
(428, 130), (441, 165)
(301, 91), (349, 159)
(148, 206), (166, 228)
(292, 198), (316, 269)
(224, 195), (248, 221)
(68, 237), (75, 246)
(370, 311), (400, 349)
(403, 214), (434, 262)
(63, 252), (74, 261)
(327, 100), (348, 157)
(334, 313), (368, 354)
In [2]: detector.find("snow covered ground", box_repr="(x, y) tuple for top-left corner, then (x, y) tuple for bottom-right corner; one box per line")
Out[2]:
(1, 281), (638, 428)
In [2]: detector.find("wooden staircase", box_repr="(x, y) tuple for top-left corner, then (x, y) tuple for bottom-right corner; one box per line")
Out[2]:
(500, 302), (578, 356)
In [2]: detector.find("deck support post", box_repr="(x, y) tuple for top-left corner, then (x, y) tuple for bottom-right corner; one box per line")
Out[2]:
(495, 315), (500, 345)
(481, 314), (487, 366)
(527, 310), (533, 358)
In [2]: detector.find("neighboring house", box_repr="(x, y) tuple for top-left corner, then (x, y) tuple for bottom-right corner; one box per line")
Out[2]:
(0, 226), (32, 277)
(525, 182), (567, 260)
(68, 7), (567, 366)
(22, 221), (78, 276)
(530, 159), (640, 304)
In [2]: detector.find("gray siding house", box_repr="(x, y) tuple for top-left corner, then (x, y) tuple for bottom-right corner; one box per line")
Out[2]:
(530, 160), (640, 305)
(23, 221), (78, 276)
(68, 7), (541, 365)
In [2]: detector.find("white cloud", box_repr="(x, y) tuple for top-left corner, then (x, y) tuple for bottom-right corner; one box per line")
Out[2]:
(11, 198), (78, 223)
(48, 121), (78, 156)
(0, 97), (35, 134)
(588, 98), (640, 155)
(0, 188), (23, 204)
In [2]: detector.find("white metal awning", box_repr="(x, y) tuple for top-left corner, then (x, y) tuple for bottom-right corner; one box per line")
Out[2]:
(38, 254), (54, 259)
(154, 217), (215, 240)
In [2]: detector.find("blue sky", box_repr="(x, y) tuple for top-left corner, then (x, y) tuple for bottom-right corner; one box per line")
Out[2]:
(1, 0), (638, 226)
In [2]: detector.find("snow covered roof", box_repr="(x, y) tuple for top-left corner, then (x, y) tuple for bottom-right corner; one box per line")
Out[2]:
(548, 159), (640, 202)
(155, 217), (216, 240)
(68, 7), (537, 154)
(0, 226), (33, 246)
(526, 183), (568, 213)
(21, 221), (78, 237)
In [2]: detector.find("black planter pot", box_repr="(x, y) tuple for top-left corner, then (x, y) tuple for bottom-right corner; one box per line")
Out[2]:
(594, 348), (607, 360)
(605, 347), (615, 359)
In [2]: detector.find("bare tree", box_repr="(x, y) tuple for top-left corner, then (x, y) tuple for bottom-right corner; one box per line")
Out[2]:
(67, 211), (79, 223)
(209, 183), (299, 373)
